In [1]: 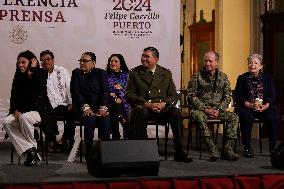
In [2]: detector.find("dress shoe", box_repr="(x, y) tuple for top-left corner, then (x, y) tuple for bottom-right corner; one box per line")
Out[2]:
(48, 141), (58, 152)
(243, 146), (254, 158)
(58, 137), (74, 153)
(174, 151), (193, 163)
(24, 148), (40, 166)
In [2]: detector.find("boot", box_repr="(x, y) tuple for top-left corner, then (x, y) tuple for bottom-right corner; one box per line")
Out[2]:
(204, 137), (220, 161)
(223, 139), (239, 161)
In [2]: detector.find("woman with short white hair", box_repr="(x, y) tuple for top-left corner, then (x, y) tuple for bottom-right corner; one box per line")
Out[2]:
(234, 53), (280, 158)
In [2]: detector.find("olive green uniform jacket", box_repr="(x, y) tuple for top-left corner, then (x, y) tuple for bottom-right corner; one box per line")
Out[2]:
(125, 65), (178, 108)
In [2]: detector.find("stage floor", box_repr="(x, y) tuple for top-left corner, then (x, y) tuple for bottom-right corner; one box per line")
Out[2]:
(1, 130), (284, 184)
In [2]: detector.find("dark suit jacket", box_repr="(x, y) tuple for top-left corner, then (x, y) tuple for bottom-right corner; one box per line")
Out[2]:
(70, 68), (109, 116)
(125, 65), (178, 108)
(234, 72), (277, 109)
(9, 67), (56, 133)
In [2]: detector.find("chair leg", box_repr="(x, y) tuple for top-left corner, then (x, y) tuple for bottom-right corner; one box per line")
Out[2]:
(186, 123), (191, 156)
(195, 125), (199, 150)
(39, 129), (45, 161)
(237, 123), (241, 146)
(212, 124), (215, 142)
(214, 124), (220, 144)
(79, 125), (82, 163)
(155, 124), (160, 155)
(164, 124), (169, 160)
(11, 145), (14, 164)
(259, 123), (262, 153)
(199, 127), (202, 159)
(44, 139), (48, 164)
(42, 129), (48, 164)
(189, 122), (193, 147)
(222, 124), (227, 150)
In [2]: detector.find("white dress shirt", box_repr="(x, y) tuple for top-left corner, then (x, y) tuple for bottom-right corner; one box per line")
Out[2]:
(47, 65), (71, 108)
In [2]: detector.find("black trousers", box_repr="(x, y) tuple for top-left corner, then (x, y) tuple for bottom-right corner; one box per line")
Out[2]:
(83, 115), (111, 159)
(109, 97), (129, 139)
(131, 106), (183, 152)
(53, 105), (75, 141)
(236, 105), (279, 151)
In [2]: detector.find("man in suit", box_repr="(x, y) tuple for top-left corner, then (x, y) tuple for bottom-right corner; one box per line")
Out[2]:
(125, 47), (192, 163)
(71, 52), (111, 160)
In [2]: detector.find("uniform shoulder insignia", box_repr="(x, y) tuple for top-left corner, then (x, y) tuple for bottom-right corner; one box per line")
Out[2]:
(160, 66), (171, 73)
(132, 65), (143, 71)
(192, 73), (199, 79)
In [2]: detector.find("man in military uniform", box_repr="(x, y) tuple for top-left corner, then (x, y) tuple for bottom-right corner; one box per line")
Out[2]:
(187, 51), (239, 161)
(125, 47), (192, 163)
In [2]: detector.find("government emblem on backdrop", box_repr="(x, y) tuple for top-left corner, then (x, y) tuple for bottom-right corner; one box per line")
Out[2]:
(9, 25), (28, 44)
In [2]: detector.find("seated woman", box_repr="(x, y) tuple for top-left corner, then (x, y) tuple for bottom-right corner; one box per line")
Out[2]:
(71, 52), (111, 160)
(106, 54), (130, 139)
(234, 53), (279, 158)
(3, 50), (56, 166)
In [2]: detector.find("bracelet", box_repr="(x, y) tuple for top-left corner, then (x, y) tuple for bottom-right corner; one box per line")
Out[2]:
(99, 106), (108, 112)
(82, 104), (90, 111)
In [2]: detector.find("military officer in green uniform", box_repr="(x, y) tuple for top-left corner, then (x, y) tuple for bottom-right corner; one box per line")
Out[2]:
(187, 51), (239, 161)
(125, 47), (192, 163)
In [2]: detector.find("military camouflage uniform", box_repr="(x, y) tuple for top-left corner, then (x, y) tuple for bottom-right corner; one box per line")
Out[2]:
(187, 68), (239, 140)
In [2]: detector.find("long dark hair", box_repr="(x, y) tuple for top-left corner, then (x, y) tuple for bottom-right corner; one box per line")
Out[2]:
(106, 54), (129, 73)
(16, 50), (39, 74)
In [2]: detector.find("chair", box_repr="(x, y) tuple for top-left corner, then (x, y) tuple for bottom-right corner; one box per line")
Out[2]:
(178, 90), (191, 146)
(186, 102), (227, 159)
(147, 120), (170, 160)
(231, 90), (264, 153)
(11, 122), (48, 164)
(72, 117), (114, 163)
(72, 120), (84, 163)
(129, 109), (170, 160)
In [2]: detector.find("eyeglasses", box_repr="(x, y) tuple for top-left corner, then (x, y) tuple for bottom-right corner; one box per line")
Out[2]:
(41, 58), (53, 62)
(78, 59), (92, 64)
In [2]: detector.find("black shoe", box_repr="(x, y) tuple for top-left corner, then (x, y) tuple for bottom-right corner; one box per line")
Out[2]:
(243, 146), (254, 158)
(48, 141), (58, 153)
(24, 157), (38, 166)
(58, 138), (74, 153)
(174, 151), (193, 163)
(210, 156), (220, 162)
(24, 148), (40, 166)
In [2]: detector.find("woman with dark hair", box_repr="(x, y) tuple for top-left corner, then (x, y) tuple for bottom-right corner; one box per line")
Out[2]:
(3, 50), (56, 166)
(234, 53), (279, 158)
(71, 52), (111, 160)
(106, 54), (130, 139)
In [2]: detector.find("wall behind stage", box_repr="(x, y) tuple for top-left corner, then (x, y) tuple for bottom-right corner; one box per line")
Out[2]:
(0, 0), (180, 119)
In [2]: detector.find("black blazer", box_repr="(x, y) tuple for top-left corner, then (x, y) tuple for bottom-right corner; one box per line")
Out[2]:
(70, 68), (109, 115)
(9, 67), (56, 130)
(234, 72), (277, 109)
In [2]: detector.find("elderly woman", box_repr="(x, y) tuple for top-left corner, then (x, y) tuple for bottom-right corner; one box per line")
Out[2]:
(106, 54), (130, 139)
(234, 53), (279, 158)
(3, 50), (56, 166)
(71, 52), (111, 160)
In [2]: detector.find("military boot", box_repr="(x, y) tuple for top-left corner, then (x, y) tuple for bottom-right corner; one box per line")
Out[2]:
(223, 139), (239, 161)
(204, 137), (220, 161)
